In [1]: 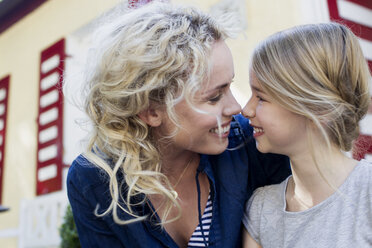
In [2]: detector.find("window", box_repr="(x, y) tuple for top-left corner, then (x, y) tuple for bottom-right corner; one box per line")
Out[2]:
(0, 75), (9, 203)
(36, 39), (65, 195)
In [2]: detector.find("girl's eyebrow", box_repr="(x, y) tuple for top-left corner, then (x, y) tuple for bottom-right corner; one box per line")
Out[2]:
(251, 85), (265, 94)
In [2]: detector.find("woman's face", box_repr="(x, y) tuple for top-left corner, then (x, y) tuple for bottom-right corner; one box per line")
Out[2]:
(160, 40), (241, 155)
(242, 70), (308, 156)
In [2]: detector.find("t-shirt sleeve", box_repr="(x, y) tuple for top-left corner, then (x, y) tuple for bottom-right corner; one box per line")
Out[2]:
(242, 187), (265, 244)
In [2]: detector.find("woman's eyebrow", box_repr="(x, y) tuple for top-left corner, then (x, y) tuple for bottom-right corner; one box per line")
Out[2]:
(203, 75), (235, 95)
(201, 83), (229, 96)
(203, 81), (234, 96)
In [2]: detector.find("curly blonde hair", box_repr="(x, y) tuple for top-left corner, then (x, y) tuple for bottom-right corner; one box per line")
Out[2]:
(82, 1), (232, 225)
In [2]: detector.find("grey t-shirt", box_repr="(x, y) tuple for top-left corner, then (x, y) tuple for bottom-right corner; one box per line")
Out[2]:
(243, 159), (372, 248)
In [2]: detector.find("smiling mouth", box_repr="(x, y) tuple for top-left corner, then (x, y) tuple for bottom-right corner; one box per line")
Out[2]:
(209, 124), (230, 135)
(253, 127), (264, 134)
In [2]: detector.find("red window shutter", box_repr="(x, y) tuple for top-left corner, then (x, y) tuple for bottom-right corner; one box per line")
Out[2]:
(353, 134), (372, 160)
(345, 0), (372, 10)
(36, 39), (65, 195)
(327, 0), (372, 42)
(0, 75), (10, 204)
(327, 0), (372, 160)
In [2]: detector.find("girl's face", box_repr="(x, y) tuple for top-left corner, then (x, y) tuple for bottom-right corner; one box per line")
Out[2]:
(160, 40), (241, 155)
(242, 70), (308, 156)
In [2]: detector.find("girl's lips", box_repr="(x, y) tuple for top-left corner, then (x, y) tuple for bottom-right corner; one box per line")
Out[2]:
(251, 125), (264, 138)
(253, 131), (264, 138)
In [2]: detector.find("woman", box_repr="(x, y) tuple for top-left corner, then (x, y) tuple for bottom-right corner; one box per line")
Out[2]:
(67, 2), (290, 247)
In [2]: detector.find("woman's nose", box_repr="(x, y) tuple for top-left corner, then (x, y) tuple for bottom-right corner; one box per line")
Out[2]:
(224, 89), (242, 116)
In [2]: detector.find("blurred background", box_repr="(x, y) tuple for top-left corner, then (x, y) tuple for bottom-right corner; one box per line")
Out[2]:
(0, 0), (371, 247)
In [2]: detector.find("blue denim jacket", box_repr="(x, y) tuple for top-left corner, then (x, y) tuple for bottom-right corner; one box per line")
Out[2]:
(67, 114), (290, 247)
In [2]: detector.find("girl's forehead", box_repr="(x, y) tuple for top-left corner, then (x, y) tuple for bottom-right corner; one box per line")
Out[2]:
(249, 71), (262, 89)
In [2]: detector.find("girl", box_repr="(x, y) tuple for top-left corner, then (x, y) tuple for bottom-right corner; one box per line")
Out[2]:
(242, 23), (371, 247)
(66, 2), (290, 248)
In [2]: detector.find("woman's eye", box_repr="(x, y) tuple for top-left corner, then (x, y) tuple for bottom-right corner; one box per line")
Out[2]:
(208, 94), (222, 103)
(206, 83), (231, 104)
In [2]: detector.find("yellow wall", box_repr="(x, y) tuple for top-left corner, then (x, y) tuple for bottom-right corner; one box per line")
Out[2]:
(230, 0), (302, 101)
(0, 0), (303, 246)
(0, 0), (119, 246)
(178, 0), (303, 102)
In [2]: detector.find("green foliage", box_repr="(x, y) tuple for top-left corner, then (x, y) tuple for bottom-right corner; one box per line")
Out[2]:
(59, 205), (81, 248)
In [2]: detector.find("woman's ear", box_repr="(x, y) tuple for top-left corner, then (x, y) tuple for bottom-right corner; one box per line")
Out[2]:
(138, 106), (163, 127)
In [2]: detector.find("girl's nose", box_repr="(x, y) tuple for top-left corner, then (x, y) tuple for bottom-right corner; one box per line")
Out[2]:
(242, 98), (256, 118)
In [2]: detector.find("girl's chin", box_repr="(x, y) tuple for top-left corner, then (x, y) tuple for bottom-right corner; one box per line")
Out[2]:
(255, 142), (270, 154)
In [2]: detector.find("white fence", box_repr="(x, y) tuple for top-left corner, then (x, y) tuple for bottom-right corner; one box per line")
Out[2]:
(18, 191), (69, 248)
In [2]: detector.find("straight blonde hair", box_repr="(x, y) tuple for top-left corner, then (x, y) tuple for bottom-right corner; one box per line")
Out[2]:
(251, 22), (370, 185)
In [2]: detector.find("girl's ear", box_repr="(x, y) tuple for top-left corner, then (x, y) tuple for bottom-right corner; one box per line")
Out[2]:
(138, 106), (164, 127)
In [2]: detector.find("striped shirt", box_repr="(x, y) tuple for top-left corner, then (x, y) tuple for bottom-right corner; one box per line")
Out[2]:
(187, 193), (213, 247)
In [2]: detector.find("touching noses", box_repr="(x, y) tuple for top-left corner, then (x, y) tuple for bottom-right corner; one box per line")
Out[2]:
(242, 96), (256, 119)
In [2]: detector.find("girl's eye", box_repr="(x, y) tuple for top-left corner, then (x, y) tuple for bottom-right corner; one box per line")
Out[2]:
(256, 95), (265, 102)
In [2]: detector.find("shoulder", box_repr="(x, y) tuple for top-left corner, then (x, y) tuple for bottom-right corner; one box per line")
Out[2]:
(247, 179), (287, 210)
(358, 159), (372, 171)
(67, 154), (115, 212)
(351, 159), (372, 182)
(67, 154), (110, 191)
(244, 179), (287, 219)
(350, 159), (372, 189)
(243, 179), (287, 239)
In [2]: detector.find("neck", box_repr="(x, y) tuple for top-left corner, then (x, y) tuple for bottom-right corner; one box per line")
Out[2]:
(158, 144), (200, 185)
(287, 145), (357, 210)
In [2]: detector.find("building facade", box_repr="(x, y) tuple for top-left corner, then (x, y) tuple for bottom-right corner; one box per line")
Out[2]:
(0, 0), (370, 247)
